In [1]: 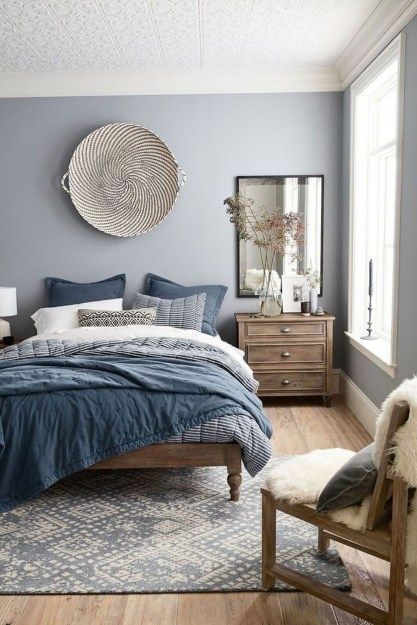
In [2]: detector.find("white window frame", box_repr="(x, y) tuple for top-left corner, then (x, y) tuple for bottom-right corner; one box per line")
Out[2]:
(345, 34), (405, 379)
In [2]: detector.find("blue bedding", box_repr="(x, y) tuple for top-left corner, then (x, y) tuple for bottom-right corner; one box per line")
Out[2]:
(0, 337), (272, 511)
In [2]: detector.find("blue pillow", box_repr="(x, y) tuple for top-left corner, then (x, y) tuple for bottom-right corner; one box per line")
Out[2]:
(144, 273), (227, 336)
(46, 274), (126, 307)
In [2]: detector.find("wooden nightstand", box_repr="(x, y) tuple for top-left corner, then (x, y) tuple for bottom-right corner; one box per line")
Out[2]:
(235, 312), (335, 406)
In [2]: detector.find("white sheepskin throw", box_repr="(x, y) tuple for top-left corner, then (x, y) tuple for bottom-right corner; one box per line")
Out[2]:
(265, 376), (417, 595)
(265, 448), (355, 504)
(372, 376), (417, 594)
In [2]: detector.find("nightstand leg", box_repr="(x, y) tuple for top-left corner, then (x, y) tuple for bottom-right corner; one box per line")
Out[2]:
(324, 395), (332, 408)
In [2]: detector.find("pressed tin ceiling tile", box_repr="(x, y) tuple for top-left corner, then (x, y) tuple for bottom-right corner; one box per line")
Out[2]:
(0, 0), (380, 72)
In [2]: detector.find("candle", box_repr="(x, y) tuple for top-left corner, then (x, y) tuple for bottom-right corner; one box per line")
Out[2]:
(369, 259), (373, 296)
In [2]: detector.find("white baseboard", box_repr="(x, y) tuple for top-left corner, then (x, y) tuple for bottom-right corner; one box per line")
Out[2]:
(337, 371), (380, 436)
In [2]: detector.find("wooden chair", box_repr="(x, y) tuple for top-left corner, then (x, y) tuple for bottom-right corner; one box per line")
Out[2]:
(262, 401), (411, 625)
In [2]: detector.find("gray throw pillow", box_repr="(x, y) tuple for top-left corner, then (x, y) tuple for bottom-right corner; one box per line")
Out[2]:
(144, 273), (227, 336)
(78, 308), (156, 327)
(132, 292), (206, 332)
(316, 443), (377, 513)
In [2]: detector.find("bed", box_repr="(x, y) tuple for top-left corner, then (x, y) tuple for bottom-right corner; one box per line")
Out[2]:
(0, 325), (272, 511)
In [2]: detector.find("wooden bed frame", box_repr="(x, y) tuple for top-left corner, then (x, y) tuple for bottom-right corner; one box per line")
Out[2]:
(87, 442), (243, 501)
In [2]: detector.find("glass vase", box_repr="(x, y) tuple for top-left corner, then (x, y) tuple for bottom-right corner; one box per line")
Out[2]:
(258, 284), (282, 317)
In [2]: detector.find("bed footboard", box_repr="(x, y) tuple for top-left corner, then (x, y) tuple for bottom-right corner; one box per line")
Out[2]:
(88, 443), (243, 501)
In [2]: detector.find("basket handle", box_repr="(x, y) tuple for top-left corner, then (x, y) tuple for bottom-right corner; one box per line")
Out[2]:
(61, 172), (70, 194)
(178, 167), (187, 188)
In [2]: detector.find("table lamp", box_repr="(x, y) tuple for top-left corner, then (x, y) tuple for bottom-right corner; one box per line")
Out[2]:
(0, 287), (17, 340)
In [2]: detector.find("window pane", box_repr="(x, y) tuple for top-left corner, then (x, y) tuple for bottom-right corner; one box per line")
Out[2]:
(380, 152), (396, 338)
(376, 85), (397, 148)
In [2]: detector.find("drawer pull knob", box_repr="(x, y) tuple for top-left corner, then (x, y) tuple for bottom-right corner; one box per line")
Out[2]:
(281, 351), (291, 358)
(281, 327), (291, 333)
(282, 379), (291, 385)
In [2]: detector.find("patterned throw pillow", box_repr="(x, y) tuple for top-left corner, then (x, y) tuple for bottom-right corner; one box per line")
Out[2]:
(132, 292), (206, 332)
(144, 273), (227, 336)
(78, 308), (156, 328)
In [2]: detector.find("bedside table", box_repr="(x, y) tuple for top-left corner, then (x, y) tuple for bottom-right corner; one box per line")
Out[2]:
(235, 313), (335, 406)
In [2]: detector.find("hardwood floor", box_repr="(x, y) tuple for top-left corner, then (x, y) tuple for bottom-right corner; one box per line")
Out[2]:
(2, 398), (417, 625)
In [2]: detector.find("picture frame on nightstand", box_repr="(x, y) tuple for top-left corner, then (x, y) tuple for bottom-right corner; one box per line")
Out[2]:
(281, 275), (307, 313)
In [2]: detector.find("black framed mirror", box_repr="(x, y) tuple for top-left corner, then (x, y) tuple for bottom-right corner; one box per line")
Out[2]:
(236, 175), (324, 297)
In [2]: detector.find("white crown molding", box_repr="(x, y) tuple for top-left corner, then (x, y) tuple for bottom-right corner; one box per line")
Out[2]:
(338, 371), (380, 436)
(336, 0), (417, 89)
(0, 66), (342, 98)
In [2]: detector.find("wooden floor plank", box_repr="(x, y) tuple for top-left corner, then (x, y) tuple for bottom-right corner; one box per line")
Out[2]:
(177, 593), (229, 625)
(289, 400), (345, 450)
(225, 593), (285, 625)
(263, 400), (309, 455)
(4, 398), (412, 625)
(126, 594), (178, 625)
(0, 595), (30, 625)
(330, 401), (372, 450)
(276, 590), (339, 625)
(15, 595), (77, 625)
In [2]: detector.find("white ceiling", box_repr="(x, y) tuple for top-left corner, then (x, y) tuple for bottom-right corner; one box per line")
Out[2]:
(0, 0), (381, 71)
(0, 0), (415, 96)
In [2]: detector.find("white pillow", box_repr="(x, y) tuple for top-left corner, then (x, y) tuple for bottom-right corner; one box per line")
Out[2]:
(31, 298), (123, 335)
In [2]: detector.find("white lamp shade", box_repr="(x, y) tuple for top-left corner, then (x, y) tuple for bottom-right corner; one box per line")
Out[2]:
(0, 287), (17, 317)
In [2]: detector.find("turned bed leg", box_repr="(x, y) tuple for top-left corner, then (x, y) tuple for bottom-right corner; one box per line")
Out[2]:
(227, 472), (242, 501)
(227, 445), (242, 501)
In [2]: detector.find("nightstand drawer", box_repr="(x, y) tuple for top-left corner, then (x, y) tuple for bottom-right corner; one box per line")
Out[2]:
(246, 320), (325, 338)
(256, 371), (325, 393)
(247, 343), (325, 366)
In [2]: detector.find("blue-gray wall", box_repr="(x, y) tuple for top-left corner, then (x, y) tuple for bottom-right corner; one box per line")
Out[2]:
(0, 92), (343, 348)
(340, 14), (417, 407)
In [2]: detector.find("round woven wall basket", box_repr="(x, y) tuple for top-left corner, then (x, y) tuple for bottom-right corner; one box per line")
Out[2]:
(61, 123), (186, 237)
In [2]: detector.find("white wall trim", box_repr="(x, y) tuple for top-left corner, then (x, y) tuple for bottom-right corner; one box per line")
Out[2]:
(338, 371), (380, 436)
(345, 333), (397, 379)
(0, 66), (342, 98)
(336, 0), (417, 89)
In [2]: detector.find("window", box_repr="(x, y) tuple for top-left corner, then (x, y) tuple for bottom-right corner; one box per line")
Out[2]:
(346, 35), (404, 378)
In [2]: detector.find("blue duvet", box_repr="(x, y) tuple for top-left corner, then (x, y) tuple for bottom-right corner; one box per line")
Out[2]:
(0, 337), (272, 511)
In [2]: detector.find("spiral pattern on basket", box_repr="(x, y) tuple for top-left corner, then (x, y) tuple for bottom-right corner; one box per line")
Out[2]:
(66, 123), (183, 237)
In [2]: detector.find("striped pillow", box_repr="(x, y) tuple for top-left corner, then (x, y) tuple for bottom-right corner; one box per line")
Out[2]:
(78, 308), (156, 327)
(132, 292), (206, 332)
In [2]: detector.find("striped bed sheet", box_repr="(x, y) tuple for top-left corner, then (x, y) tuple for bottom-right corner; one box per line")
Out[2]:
(164, 413), (272, 477)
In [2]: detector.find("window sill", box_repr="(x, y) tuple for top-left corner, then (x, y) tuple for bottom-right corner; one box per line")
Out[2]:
(345, 332), (397, 379)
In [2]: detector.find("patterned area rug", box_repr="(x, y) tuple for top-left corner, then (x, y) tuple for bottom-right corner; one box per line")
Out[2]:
(0, 457), (351, 594)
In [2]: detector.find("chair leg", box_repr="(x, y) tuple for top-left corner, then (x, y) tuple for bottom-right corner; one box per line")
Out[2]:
(388, 477), (408, 625)
(262, 492), (276, 590)
(318, 528), (330, 553)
